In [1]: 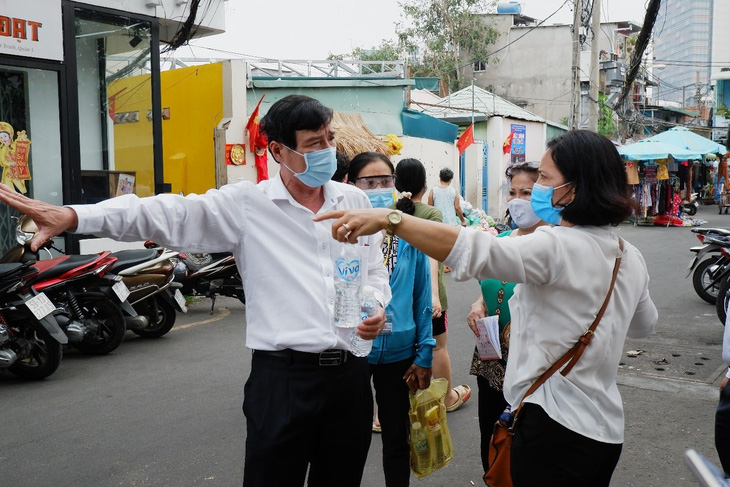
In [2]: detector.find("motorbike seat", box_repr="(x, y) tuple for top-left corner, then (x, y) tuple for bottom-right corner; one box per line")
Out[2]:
(0, 262), (29, 279)
(32, 254), (99, 282)
(109, 249), (160, 273)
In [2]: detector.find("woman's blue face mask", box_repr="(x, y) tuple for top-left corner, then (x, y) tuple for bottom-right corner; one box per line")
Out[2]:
(364, 188), (396, 208)
(530, 182), (572, 225)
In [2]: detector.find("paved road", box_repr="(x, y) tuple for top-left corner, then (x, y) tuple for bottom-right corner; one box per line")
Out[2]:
(2, 202), (730, 486)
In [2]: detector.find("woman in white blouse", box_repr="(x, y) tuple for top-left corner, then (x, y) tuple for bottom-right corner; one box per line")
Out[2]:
(316, 130), (658, 486)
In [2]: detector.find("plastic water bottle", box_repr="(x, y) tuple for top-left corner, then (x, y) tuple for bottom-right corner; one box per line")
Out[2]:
(351, 291), (378, 357)
(333, 244), (362, 329)
(410, 420), (431, 475)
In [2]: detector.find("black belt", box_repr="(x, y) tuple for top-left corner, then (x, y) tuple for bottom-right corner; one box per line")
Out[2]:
(254, 349), (352, 367)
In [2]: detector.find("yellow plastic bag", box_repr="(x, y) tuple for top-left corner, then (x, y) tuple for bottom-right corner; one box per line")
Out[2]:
(408, 378), (454, 477)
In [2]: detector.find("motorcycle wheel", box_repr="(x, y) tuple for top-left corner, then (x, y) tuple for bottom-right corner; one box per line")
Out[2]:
(8, 324), (63, 380)
(73, 300), (126, 355)
(685, 205), (697, 216)
(716, 277), (730, 326)
(692, 257), (724, 304)
(132, 297), (176, 338)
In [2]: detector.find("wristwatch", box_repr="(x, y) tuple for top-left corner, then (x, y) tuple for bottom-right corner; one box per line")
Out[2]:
(386, 210), (402, 236)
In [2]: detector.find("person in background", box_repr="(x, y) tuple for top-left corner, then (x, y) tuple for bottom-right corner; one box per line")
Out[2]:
(316, 129), (658, 486)
(349, 152), (435, 486)
(465, 160), (545, 473)
(0, 94), (393, 487)
(428, 167), (466, 227)
(332, 150), (351, 182)
(399, 158), (471, 413)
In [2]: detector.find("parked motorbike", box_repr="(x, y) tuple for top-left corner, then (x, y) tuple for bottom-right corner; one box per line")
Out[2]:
(1, 216), (129, 354)
(687, 227), (730, 304)
(0, 261), (66, 379)
(109, 248), (187, 338)
(169, 250), (244, 313)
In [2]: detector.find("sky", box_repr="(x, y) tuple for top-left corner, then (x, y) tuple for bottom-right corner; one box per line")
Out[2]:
(181, 0), (650, 62)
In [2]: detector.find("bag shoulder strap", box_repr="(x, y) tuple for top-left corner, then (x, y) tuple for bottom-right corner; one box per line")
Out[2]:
(513, 238), (624, 420)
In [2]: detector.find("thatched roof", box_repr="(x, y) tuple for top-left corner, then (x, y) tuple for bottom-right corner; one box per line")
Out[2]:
(332, 112), (392, 159)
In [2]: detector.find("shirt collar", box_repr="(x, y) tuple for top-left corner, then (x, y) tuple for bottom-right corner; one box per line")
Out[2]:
(268, 172), (345, 212)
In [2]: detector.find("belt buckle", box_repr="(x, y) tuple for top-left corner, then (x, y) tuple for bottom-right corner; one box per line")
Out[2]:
(318, 350), (344, 366)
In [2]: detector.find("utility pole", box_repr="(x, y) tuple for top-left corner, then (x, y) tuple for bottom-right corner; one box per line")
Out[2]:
(570, 0), (583, 130)
(588, 0), (601, 132)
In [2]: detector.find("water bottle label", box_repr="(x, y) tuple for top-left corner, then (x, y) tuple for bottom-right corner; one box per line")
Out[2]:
(335, 258), (360, 282)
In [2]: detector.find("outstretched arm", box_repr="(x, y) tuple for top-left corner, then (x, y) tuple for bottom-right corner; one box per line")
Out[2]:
(313, 208), (460, 262)
(0, 184), (78, 251)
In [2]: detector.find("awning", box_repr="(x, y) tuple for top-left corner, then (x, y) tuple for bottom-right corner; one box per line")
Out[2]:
(401, 109), (458, 144)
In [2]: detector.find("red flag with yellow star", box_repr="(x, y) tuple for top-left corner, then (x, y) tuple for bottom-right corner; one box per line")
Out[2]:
(503, 129), (516, 155)
(245, 95), (268, 182)
(456, 124), (474, 154)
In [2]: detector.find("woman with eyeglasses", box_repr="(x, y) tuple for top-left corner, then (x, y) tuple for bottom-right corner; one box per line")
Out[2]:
(348, 152), (435, 487)
(318, 131), (657, 486)
(465, 160), (546, 475)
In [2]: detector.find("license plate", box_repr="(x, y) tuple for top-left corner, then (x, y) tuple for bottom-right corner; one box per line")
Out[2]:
(26, 293), (56, 320)
(174, 289), (187, 313)
(112, 281), (131, 302)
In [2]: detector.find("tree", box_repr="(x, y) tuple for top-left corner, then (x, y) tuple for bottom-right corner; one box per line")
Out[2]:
(397, 0), (500, 93)
(597, 93), (617, 139)
(328, 40), (402, 73)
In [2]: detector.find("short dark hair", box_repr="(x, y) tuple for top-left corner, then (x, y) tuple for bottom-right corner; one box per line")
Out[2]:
(439, 168), (454, 182)
(332, 151), (351, 182)
(547, 130), (635, 226)
(347, 152), (394, 182)
(260, 95), (333, 149)
(395, 158), (427, 215)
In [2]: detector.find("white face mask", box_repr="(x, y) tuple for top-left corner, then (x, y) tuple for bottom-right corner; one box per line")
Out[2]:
(508, 198), (541, 229)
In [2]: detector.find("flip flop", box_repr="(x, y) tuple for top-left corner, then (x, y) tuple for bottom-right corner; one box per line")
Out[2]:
(446, 384), (472, 413)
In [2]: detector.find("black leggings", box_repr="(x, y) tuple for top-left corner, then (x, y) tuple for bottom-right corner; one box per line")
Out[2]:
(477, 375), (508, 473)
(511, 403), (622, 487)
(716, 382), (730, 475)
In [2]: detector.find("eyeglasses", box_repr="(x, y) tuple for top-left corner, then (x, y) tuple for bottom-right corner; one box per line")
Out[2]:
(506, 160), (540, 177)
(354, 175), (396, 189)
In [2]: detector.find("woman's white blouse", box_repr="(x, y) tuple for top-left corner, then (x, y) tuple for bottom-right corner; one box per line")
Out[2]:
(445, 225), (657, 443)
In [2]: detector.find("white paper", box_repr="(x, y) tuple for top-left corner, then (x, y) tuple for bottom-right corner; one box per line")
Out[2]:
(475, 316), (502, 360)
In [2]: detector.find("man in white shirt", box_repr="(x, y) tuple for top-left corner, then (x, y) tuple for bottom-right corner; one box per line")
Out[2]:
(0, 95), (391, 487)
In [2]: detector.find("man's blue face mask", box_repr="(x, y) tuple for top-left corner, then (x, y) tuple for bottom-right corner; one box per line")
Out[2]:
(281, 146), (337, 187)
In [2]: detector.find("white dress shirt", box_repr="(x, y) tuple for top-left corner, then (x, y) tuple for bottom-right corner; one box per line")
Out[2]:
(445, 225), (657, 444)
(71, 174), (391, 353)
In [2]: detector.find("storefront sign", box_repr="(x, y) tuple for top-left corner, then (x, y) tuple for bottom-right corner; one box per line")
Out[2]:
(510, 124), (526, 164)
(0, 0), (63, 61)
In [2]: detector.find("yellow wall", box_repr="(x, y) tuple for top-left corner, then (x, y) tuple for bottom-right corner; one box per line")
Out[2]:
(160, 63), (222, 195)
(109, 63), (222, 196)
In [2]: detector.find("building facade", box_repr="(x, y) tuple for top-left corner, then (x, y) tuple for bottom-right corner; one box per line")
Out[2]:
(0, 0), (225, 253)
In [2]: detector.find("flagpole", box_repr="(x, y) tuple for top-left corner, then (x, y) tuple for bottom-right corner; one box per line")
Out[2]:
(471, 78), (475, 126)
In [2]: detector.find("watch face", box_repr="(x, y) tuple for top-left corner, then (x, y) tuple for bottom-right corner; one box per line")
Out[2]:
(388, 211), (402, 225)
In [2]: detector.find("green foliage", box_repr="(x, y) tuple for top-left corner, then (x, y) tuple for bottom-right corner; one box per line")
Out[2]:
(597, 93), (617, 138)
(559, 116), (569, 126)
(328, 40), (402, 69)
(717, 104), (730, 118)
(397, 0), (500, 93)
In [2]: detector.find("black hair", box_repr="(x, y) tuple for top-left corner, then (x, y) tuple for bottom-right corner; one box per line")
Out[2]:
(439, 167), (454, 182)
(547, 130), (636, 226)
(347, 152), (394, 183)
(394, 158), (427, 216)
(260, 95), (333, 150)
(332, 151), (350, 182)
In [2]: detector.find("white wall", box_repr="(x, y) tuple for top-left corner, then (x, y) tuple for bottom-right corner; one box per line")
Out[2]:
(392, 136), (459, 197)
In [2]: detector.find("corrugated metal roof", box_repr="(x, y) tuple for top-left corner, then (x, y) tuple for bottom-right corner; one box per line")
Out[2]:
(417, 85), (545, 123)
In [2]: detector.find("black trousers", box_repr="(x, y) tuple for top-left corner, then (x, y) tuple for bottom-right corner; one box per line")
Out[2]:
(370, 358), (413, 487)
(716, 382), (730, 474)
(242, 351), (373, 487)
(477, 375), (508, 473)
(511, 403), (622, 487)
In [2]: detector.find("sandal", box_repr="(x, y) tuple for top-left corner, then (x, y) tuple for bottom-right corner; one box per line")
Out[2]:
(372, 421), (381, 433)
(446, 384), (472, 413)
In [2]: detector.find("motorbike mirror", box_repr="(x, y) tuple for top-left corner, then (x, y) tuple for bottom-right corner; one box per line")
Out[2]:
(15, 215), (52, 249)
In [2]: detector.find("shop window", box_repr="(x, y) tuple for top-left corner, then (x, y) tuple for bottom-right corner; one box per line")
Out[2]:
(0, 66), (62, 254)
(74, 9), (154, 200)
